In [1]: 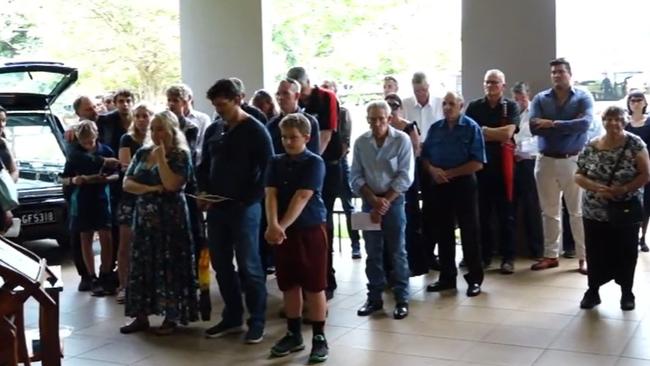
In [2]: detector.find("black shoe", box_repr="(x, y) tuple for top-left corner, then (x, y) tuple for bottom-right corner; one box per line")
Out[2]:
(77, 276), (93, 292)
(621, 293), (635, 311)
(266, 266), (276, 275)
(90, 276), (105, 297)
(351, 242), (362, 259)
(270, 332), (304, 357)
(458, 258), (466, 268)
(357, 300), (383, 316)
(579, 289), (601, 309)
(429, 256), (441, 271)
(640, 240), (649, 253)
(466, 283), (481, 297)
(308, 334), (328, 363)
(426, 281), (456, 292)
(101, 272), (117, 296)
(562, 250), (576, 259)
(245, 324), (265, 344)
(393, 302), (408, 320)
(205, 321), (243, 338)
(119, 318), (150, 334)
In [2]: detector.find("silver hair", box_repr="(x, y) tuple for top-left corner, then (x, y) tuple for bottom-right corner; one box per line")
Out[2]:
(484, 69), (506, 84)
(282, 78), (302, 94)
(443, 91), (464, 104)
(366, 100), (391, 115)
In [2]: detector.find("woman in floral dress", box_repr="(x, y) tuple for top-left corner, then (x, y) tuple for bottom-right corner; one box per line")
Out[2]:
(120, 110), (198, 335)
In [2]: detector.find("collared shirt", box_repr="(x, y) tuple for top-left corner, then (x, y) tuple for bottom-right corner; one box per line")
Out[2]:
(350, 126), (414, 195)
(265, 150), (326, 228)
(465, 96), (520, 168)
(402, 95), (443, 142)
(184, 108), (212, 164)
(266, 108), (320, 155)
(514, 107), (538, 160)
(421, 114), (486, 170)
(196, 117), (274, 205)
(529, 86), (594, 155)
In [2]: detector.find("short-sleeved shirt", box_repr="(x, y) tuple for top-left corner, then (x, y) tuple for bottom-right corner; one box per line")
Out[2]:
(421, 115), (487, 171)
(576, 133), (646, 222)
(265, 150), (326, 228)
(119, 134), (142, 158)
(301, 86), (343, 162)
(63, 142), (116, 209)
(465, 97), (520, 168)
(266, 110), (320, 155)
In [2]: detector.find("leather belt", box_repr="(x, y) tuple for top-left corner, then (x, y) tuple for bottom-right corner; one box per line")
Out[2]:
(542, 152), (579, 159)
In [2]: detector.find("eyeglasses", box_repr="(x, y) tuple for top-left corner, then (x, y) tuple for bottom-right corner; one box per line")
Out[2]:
(484, 80), (501, 85)
(630, 98), (645, 103)
(387, 102), (400, 110)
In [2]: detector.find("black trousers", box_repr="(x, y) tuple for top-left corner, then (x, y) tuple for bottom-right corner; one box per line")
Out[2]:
(323, 161), (342, 292)
(584, 218), (639, 291)
(477, 168), (515, 263)
(420, 164), (439, 268)
(514, 159), (544, 258)
(426, 174), (483, 285)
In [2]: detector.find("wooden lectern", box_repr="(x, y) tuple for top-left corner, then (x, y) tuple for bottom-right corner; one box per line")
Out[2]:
(0, 237), (62, 366)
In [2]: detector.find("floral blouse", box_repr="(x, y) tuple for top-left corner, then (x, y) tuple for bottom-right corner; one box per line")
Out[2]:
(576, 133), (646, 222)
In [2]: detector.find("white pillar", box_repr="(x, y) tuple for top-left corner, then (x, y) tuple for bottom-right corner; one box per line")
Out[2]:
(462, 0), (556, 100)
(179, 0), (271, 114)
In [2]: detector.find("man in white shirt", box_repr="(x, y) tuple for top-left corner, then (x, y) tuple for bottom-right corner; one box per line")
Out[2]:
(165, 84), (212, 163)
(512, 82), (543, 260)
(402, 72), (443, 141)
(402, 72), (443, 271)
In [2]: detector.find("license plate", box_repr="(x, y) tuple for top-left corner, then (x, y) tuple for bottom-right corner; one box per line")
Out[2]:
(21, 210), (56, 226)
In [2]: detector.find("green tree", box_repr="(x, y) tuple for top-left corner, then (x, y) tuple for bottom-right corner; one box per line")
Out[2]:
(0, 0), (40, 58)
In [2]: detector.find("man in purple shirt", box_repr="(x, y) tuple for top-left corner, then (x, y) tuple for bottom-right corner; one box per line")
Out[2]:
(529, 58), (594, 274)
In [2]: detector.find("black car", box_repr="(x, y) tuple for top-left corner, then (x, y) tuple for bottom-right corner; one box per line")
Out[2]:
(0, 62), (77, 247)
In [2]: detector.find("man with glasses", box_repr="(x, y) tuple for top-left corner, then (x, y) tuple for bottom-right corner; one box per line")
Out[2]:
(530, 58), (593, 274)
(465, 70), (520, 274)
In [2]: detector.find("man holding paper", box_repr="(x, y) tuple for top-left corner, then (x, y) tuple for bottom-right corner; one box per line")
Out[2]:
(350, 100), (414, 320)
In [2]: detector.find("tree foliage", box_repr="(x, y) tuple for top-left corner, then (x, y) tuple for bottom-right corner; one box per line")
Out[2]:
(0, 0), (41, 58)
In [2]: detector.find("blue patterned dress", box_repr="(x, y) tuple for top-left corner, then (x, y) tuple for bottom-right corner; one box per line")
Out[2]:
(124, 146), (199, 324)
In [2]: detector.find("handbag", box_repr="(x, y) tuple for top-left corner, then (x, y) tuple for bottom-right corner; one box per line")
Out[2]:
(606, 136), (643, 226)
(0, 169), (18, 211)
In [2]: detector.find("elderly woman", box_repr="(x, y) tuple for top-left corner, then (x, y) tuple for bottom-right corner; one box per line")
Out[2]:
(575, 106), (650, 311)
(624, 91), (650, 252)
(120, 111), (198, 335)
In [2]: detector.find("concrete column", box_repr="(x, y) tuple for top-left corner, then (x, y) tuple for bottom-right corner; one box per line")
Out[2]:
(462, 0), (556, 100)
(179, 0), (271, 113)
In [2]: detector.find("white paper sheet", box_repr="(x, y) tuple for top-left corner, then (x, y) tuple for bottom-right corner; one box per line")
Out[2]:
(351, 212), (381, 231)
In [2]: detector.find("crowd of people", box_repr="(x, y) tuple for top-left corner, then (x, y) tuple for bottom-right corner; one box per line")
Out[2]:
(41, 57), (650, 363)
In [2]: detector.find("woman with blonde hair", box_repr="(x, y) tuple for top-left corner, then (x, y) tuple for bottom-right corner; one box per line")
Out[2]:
(120, 110), (198, 335)
(115, 103), (153, 303)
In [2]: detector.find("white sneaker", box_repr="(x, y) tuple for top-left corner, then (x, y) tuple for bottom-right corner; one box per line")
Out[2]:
(116, 288), (126, 304)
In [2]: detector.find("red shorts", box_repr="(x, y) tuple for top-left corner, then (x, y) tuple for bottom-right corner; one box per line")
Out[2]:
(274, 224), (328, 292)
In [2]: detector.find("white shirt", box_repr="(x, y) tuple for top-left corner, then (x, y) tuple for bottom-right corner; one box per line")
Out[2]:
(402, 95), (443, 141)
(514, 107), (538, 159)
(185, 108), (212, 163)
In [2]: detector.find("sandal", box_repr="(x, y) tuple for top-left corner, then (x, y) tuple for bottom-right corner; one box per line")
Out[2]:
(120, 318), (150, 334)
(155, 319), (177, 336)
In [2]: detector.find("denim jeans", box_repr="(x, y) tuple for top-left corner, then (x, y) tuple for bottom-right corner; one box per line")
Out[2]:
(362, 195), (409, 303)
(207, 202), (267, 329)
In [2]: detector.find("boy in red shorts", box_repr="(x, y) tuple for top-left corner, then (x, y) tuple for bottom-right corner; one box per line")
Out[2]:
(265, 113), (328, 363)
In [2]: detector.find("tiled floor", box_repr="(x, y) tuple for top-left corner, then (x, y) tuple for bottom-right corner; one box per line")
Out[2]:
(20, 240), (650, 365)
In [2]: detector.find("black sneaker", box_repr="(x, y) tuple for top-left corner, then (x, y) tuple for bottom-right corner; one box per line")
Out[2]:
(308, 334), (328, 363)
(205, 321), (243, 338)
(244, 324), (264, 344)
(270, 332), (305, 357)
(640, 239), (649, 253)
(90, 276), (105, 297)
(101, 272), (117, 296)
(77, 276), (93, 292)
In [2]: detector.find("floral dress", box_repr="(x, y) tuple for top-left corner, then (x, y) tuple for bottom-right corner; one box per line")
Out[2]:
(124, 146), (199, 324)
(576, 133), (646, 222)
